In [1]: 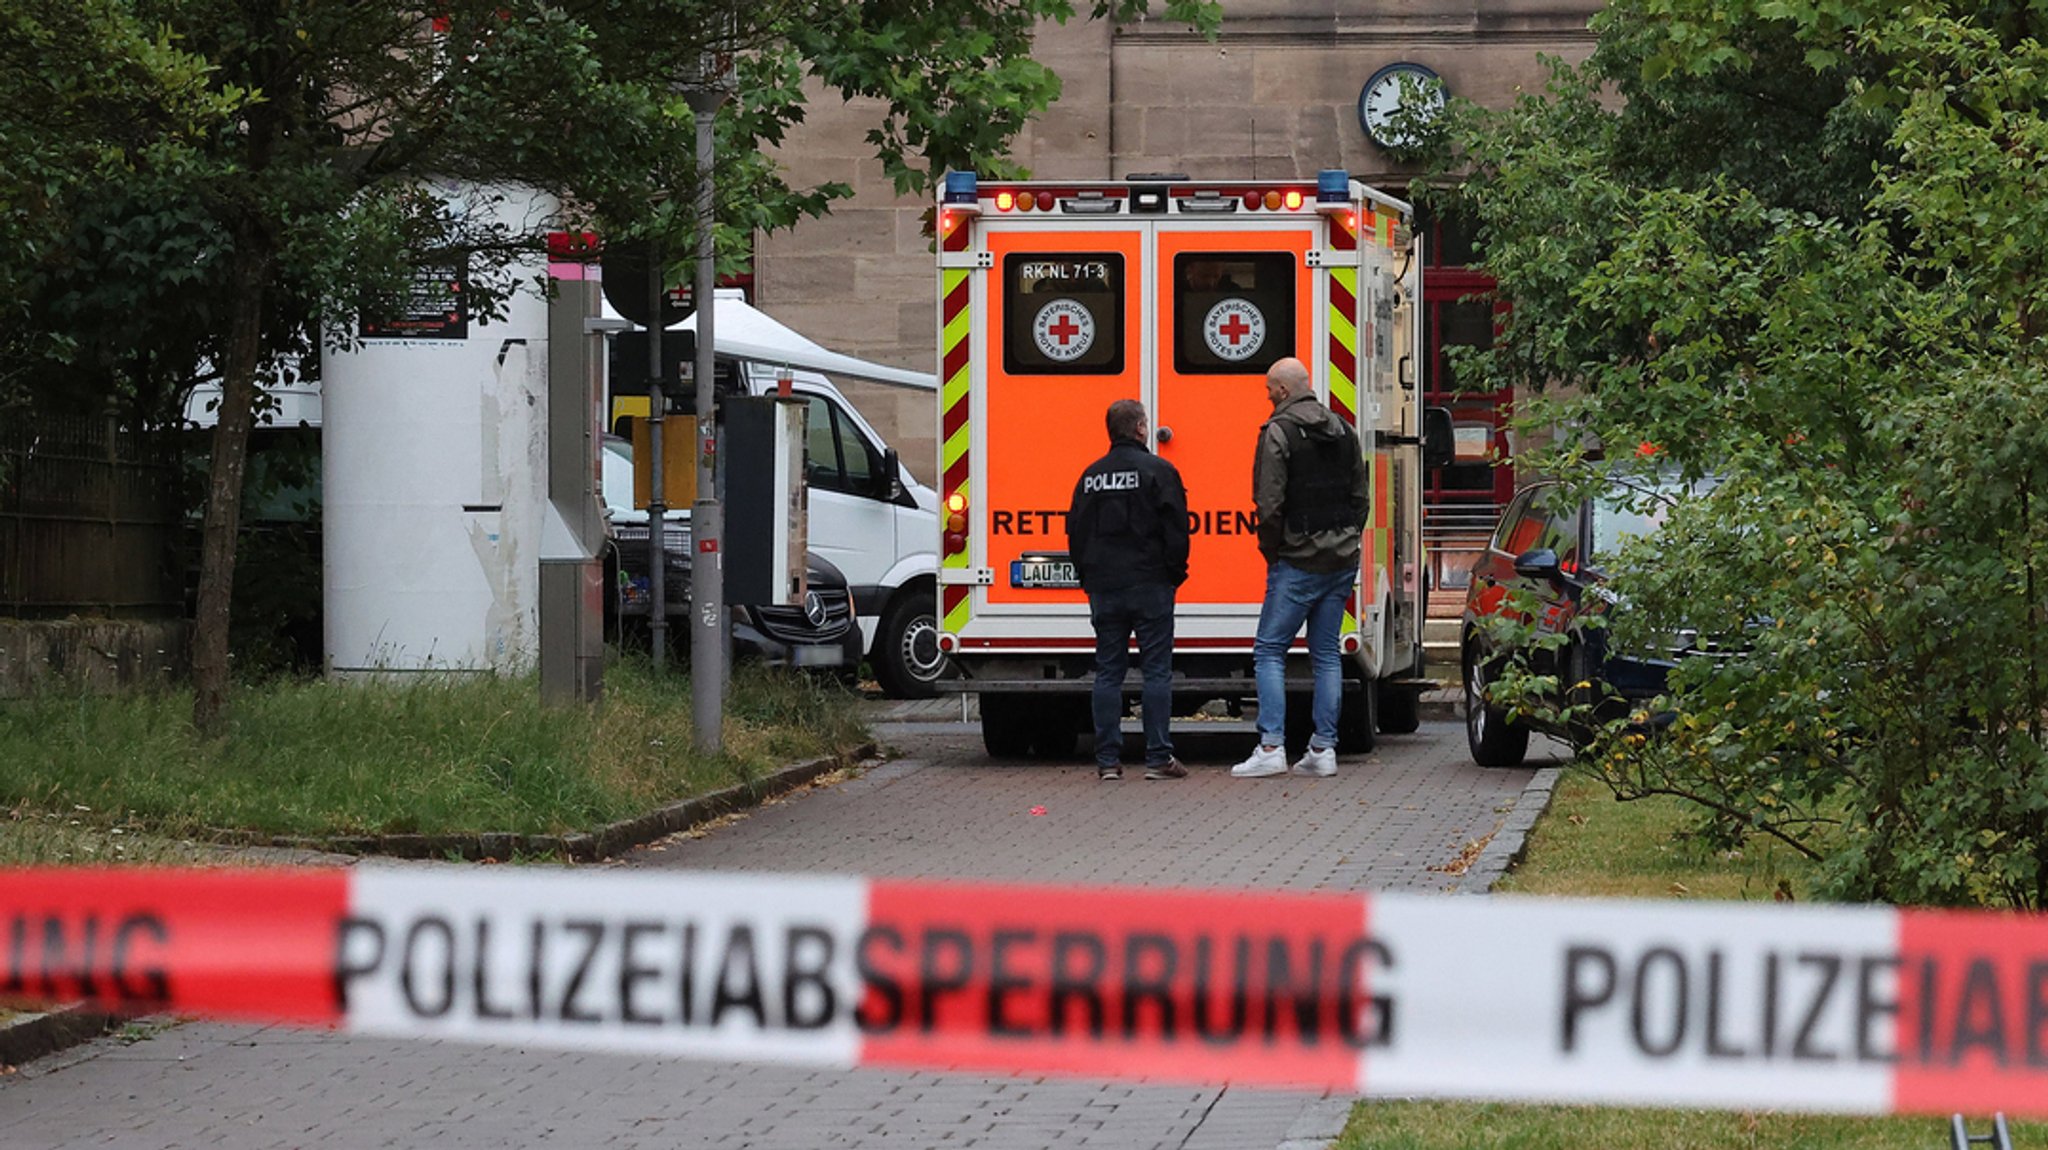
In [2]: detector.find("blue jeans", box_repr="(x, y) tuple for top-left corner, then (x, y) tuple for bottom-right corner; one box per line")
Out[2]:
(1253, 560), (1353, 749)
(1088, 582), (1177, 767)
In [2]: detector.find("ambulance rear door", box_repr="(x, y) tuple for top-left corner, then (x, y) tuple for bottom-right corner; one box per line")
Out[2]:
(1151, 201), (1320, 646)
(971, 205), (1145, 647)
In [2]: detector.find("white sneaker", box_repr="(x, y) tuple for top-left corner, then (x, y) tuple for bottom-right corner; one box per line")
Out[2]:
(1292, 745), (1336, 777)
(1231, 744), (1287, 778)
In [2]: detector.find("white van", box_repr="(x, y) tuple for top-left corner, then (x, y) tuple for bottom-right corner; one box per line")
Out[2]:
(606, 293), (948, 697)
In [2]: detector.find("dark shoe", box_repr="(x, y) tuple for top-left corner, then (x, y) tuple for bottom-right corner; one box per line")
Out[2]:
(1098, 765), (1123, 781)
(1144, 758), (1188, 780)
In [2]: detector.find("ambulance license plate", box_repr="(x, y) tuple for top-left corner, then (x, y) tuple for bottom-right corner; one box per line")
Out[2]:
(1010, 558), (1079, 589)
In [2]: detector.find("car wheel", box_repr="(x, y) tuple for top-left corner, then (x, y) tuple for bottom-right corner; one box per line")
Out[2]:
(1465, 651), (1530, 768)
(980, 693), (1035, 758)
(874, 592), (949, 699)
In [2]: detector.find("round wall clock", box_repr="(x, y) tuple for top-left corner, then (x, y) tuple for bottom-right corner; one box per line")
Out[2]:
(1359, 62), (1444, 150)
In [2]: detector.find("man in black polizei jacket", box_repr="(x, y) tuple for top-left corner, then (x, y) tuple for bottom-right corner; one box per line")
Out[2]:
(1066, 399), (1191, 782)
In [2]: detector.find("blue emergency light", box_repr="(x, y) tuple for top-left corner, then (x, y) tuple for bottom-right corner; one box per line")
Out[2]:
(942, 171), (979, 206)
(1316, 169), (1352, 211)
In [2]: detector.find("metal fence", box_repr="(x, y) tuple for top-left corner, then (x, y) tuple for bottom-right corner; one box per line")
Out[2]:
(0, 413), (185, 618)
(1423, 498), (1503, 614)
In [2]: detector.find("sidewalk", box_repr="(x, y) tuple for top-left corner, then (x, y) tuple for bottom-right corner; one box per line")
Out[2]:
(1, 702), (1561, 1150)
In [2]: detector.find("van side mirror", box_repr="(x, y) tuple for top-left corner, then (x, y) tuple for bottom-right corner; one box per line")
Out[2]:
(1422, 406), (1455, 470)
(878, 446), (903, 501)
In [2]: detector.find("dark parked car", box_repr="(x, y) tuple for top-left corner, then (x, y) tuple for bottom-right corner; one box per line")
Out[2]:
(603, 437), (859, 671)
(1460, 472), (1715, 767)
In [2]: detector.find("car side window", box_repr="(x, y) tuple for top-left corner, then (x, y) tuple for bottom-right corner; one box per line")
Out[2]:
(1549, 499), (1583, 573)
(1497, 487), (1580, 568)
(1494, 490), (1544, 555)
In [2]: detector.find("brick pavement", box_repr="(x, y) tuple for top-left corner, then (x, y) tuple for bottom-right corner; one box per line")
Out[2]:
(0, 714), (1565, 1150)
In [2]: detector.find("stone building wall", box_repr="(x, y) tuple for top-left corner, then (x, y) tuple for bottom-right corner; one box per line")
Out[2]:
(754, 2), (1601, 481)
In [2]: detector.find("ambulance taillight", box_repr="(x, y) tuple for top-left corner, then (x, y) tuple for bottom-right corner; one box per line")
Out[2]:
(944, 491), (968, 554)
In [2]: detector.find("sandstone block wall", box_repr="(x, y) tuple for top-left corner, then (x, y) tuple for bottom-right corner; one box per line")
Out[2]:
(755, 2), (1602, 482)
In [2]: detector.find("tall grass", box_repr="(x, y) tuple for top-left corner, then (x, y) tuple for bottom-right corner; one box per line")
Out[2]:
(0, 659), (866, 842)
(1337, 770), (2040, 1149)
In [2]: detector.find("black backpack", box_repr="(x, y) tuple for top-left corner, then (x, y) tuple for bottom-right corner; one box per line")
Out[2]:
(1281, 419), (1363, 534)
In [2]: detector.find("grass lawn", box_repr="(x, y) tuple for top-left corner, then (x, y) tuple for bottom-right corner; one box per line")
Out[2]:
(1336, 768), (2039, 1150)
(0, 657), (867, 857)
(0, 657), (866, 1037)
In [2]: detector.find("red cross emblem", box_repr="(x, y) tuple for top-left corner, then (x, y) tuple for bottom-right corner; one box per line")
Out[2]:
(1202, 299), (1266, 361)
(1032, 300), (1096, 362)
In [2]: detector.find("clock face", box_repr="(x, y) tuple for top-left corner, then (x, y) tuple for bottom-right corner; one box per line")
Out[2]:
(1359, 62), (1443, 149)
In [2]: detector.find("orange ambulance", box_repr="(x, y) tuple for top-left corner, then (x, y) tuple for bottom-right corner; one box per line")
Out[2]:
(932, 171), (1449, 757)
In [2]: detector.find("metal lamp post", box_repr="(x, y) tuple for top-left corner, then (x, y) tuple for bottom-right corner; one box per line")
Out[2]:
(687, 52), (732, 754)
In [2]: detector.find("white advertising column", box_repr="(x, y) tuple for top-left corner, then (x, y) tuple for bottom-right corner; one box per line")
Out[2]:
(323, 184), (558, 677)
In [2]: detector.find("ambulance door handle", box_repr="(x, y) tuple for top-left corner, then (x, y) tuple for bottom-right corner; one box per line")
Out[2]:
(1155, 426), (1173, 445)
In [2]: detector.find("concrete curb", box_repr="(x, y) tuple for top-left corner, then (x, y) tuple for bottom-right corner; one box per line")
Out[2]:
(1275, 1097), (1356, 1150)
(0, 1005), (118, 1071)
(1456, 765), (1563, 896)
(0, 743), (882, 1071)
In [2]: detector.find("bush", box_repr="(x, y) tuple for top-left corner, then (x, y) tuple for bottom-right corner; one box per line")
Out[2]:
(1493, 368), (2048, 908)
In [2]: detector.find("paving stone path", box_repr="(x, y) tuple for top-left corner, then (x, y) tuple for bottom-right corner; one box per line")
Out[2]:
(0, 708), (1561, 1150)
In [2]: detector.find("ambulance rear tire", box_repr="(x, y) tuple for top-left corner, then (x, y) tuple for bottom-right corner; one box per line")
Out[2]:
(980, 694), (1034, 758)
(874, 593), (948, 699)
(1029, 698), (1086, 759)
(1340, 684), (1378, 755)
(1376, 678), (1421, 735)
(1283, 692), (1314, 759)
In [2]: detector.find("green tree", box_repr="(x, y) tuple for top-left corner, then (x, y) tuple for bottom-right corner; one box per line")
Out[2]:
(1436, 1), (2048, 906)
(0, 0), (239, 419)
(2, 0), (1218, 733)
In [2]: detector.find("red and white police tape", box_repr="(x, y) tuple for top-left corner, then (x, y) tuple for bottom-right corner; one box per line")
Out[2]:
(3, 865), (2045, 1113)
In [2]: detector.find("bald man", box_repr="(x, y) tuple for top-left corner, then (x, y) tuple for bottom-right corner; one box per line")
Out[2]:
(1233, 357), (1368, 779)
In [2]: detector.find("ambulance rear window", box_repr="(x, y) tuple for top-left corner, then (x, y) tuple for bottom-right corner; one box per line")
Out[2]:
(1173, 252), (1296, 374)
(1002, 254), (1124, 375)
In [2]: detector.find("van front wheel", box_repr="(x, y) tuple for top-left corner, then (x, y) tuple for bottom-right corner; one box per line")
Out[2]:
(874, 593), (949, 699)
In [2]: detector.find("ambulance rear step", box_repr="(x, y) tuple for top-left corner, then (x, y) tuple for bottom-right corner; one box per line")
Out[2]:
(934, 676), (1370, 695)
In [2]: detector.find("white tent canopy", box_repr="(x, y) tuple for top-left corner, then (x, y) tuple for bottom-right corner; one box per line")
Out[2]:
(602, 288), (935, 391)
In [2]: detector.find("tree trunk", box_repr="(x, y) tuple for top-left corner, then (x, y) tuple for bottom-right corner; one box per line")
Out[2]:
(190, 237), (271, 736)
